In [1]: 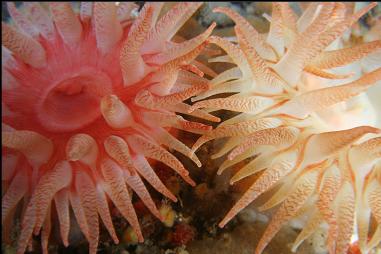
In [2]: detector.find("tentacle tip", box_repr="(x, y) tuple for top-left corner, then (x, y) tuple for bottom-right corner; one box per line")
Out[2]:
(205, 126), (213, 131)
(187, 106), (196, 113)
(187, 177), (196, 187)
(158, 215), (165, 222)
(63, 240), (69, 247)
(211, 154), (219, 160)
(218, 221), (226, 228)
(227, 154), (236, 161)
(214, 117), (222, 123)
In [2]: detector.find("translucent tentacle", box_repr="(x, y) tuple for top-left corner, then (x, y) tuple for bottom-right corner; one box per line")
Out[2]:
(219, 150), (298, 227)
(217, 145), (260, 175)
(95, 186), (119, 244)
(143, 3), (203, 53)
(166, 102), (221, 122)
(316, 165), (341, 254)
(133, 155), (177, 202)
(275, 3), (377, 85)
(367, 180), (381, 223)
(303, 126), (380, 165)
(277, 68), (381, 119)
(208, 36), (251, 76)
(120, 5), (153, 85)
(213, 136), (245, 161)
(104, 135), (136, 175)
(147, 42), (208, 96)
(230, 151), (276, 184)
(304, 65), (353, 80)
(33, 161), (72, 235)
(255, 170), (318, 254)
(70, 191), (90, 241)
(75, 171), (99, 254)
(2, 22), (46, 68)
(147, 22), (216, 65)
(23, 2), (55, 40)
(101, 95), (135, 129)
(192, 118), (282, 153)
(192, 59), (218, 78)
(368, 226), (381, 251)
(6, 2), (39, 38)
(189, 95), (275, 114)
(2, 152), (18, 182)
(213, 7), (276, 61)
(2, 166), (28, 224)
(152, 128), (201, 167)
(93, 2), (123, 54)
(228, 126), (299, 160)
(16, 201), (36, 254)
(310, 40), (381, 69)
(50, 3), (83, 45)
(335, 181), (355, 254)
(266, 3), (284, 56)
(124, 170), (162, 221)
(127, 135), (195, 186)
(2, 130), (53, 169)
(66, 133), (98, 169)
(356, 200), (371, 253)
(258, 179), (295, 212)
(210, 67), (242, 86)
(40, 205), (51, 254)
(235, 26), (285, 94)
(292, 210), (323, 252)
(273, 3), (343, 85)
(100, 159), (143, 242)
(296, 2), (320, 33)
(54, 189), (70, 247)
(191, 79), (250, 102)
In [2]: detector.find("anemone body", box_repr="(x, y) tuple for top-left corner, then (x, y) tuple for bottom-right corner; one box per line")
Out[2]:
(2, 2), (217, 254)
(190, 3), (381, 254)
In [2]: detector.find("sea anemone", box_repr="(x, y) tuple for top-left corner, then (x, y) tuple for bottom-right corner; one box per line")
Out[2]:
(189, 3), (381, 254)
(2, 2), (218, 253)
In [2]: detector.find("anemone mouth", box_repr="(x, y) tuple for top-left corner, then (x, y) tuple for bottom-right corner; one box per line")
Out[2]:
(38, 70), (113, 132)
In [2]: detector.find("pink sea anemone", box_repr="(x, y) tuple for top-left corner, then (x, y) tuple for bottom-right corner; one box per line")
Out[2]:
(189, 2), (381, 254)
(2, 2), (218, 253)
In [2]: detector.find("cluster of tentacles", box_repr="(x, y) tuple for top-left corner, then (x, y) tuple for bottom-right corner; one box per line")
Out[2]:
(189, 3), (381, 254)
(2, 2), (218, 254)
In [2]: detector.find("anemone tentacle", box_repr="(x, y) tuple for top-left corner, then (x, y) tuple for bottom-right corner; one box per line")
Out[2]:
(191, 3), (381, 254)
(2, 2), (214, 253)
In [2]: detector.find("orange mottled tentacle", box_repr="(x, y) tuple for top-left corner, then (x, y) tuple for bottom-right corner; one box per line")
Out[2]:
(101, 159), (143, 242)
(255, 169), (318, 254)
(54, 189), (70, 247)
